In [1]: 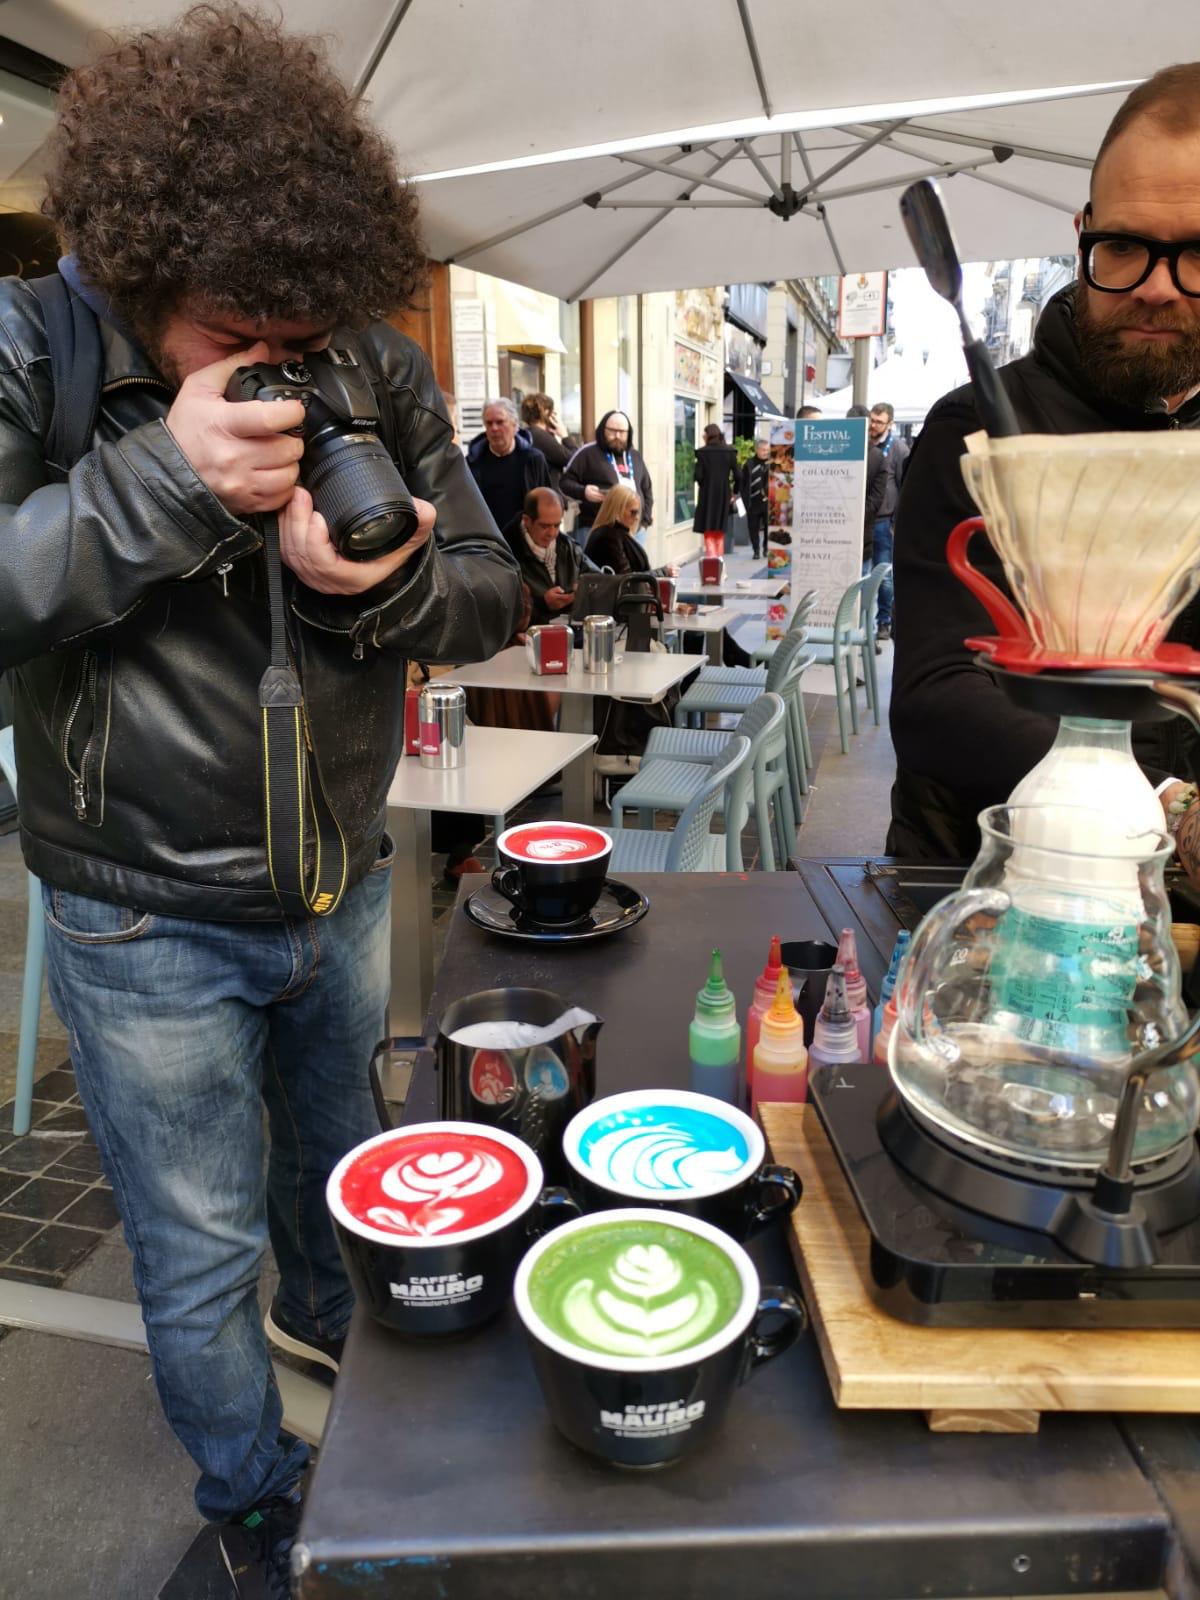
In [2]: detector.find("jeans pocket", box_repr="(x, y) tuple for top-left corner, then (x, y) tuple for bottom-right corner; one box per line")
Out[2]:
(368, 832), (396, 874)
(44, 886), (155, 945)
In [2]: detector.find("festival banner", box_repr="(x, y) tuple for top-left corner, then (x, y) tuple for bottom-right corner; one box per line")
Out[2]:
(769, 417), (867, 629)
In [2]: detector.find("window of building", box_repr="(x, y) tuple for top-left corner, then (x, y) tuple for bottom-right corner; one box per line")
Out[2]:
(673, 395), (698, 524)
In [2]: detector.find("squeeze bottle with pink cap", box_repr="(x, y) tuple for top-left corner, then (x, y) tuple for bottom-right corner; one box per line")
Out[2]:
(751, 969), (808, 1109)
(744, 935), (782, 1102)
(836, 928), (871, 1060)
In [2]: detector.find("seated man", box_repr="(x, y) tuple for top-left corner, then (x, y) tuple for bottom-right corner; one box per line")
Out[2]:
(509, 486), (601, 626)
(889, 63), (1200, 870)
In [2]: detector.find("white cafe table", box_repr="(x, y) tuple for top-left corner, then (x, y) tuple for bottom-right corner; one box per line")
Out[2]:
(385, 724), (596, 1034)
(675, 574), (789, 600)
(656, 606), (740, 665)
(442, 646), (700, 823)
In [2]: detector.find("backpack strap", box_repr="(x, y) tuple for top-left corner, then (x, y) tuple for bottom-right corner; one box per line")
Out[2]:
(28, 272), (103, 479)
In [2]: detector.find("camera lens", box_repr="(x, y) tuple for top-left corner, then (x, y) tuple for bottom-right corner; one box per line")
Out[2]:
(303, 432), (419, 561)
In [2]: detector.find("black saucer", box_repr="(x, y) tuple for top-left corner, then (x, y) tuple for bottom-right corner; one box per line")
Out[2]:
(463, 878), (649, 943)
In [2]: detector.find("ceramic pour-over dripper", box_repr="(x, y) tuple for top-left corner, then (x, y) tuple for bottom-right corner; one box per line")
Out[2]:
(960, 430), (1200, 660)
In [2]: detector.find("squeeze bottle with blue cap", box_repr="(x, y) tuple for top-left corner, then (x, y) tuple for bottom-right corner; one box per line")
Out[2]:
(871, 930), (910, 1056)
(751, 969), (808, 1109)
(689, 948), (742, 1105)
(807, 966), (860, 1070)
(744, 935), (782, 1102)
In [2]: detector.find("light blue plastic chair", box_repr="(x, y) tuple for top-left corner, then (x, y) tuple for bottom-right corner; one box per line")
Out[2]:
(673, 631), (815, 798)
(628, 693), (793, 870)
(0, 727), (44, 1137)
(804, 563), (892, 729)
(751, 589), (819, 665)
(607, 736), (751, 873)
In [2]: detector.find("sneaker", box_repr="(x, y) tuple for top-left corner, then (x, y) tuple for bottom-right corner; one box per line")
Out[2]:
(876, 624), (892, 641)
(219, 1492), (302, 1600)
(264, 1298), (342, 1374)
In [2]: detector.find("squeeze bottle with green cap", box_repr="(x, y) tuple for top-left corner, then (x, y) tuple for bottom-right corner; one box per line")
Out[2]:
(808, 966), (861, 1070)
(689, 948), (742, 1106)
(744, 935), (783, 1102)
(751, 969), (808, 1109)
(871, 930), (910, 1056)
(836, 928), (871, 1060)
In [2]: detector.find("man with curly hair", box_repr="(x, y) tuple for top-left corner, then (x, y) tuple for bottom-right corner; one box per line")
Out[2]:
(0, 6), (521, 1593)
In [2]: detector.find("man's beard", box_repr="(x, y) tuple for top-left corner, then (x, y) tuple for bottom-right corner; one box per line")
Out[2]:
(1074, 281), (1200, 409)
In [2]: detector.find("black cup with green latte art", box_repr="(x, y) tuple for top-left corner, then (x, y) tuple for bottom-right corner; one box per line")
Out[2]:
(514, 1210), (806, 1467)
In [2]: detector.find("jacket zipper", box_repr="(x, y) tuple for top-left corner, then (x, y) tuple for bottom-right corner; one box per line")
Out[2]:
(61, 650), (98, 819)
(290, 602), (365, 659)
(101, 375), (172, 395)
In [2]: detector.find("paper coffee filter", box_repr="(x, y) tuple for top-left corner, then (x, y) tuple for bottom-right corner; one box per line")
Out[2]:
(447, 1008), (598, 1050)
(961, 431), (1200, 656)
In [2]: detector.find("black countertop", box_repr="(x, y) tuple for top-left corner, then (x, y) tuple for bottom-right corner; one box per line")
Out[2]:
(297, 872), (1174, 1599)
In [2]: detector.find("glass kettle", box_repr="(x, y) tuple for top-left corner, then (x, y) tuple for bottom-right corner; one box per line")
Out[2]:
(890, 804), (1200, 1172)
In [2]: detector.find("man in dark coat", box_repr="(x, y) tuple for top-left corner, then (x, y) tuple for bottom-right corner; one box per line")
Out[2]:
(467, 397), (550, 536)
(867, 401), (908, 638)
(889, 63), (1200, 869)
(509, 487), (601, 625)
(739, 437), (771, 557)
(849, 405), (888, 565)
(561, 409), (654, 533)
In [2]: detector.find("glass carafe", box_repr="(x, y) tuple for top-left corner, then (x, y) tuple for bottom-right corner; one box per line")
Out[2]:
(890, 804), (1199, 1170)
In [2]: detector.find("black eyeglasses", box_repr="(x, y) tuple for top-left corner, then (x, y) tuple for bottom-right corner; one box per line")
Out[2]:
(1079, 228), (1200, 297)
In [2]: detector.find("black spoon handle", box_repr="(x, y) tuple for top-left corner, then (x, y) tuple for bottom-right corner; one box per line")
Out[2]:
(963, 338), (1021, 438)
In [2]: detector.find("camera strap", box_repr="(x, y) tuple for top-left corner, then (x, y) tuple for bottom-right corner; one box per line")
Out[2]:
(258, 512), (350, 918)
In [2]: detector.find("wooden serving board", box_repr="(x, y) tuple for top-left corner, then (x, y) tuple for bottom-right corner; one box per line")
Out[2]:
(760, 1102), (1200, 1434)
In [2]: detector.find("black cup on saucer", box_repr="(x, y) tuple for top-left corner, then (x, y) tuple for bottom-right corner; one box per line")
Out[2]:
(492, 821), (612, 926)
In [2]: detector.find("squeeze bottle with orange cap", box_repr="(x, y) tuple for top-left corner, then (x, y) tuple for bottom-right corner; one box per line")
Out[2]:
(744, 935), (782, 1102)
(751, 969), (808, 1109)
(836, 927), (871, 1060)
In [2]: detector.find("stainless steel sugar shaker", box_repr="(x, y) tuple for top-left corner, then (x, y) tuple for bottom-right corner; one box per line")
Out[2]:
(418, 681), (467, 769)
(582, 614), (616, 675)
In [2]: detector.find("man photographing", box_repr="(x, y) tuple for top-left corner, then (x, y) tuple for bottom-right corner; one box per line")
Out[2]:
(1, 6), (520, 1594)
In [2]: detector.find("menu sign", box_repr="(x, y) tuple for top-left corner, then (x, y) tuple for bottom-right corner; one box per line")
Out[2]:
(770, 418), (867, 628)
(837, 271), (887, 339)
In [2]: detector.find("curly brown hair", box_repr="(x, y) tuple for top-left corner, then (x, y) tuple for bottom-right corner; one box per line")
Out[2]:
(43, 4), (426, 338)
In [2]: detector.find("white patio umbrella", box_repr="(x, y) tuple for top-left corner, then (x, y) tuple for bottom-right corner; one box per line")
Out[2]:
(1, 1), (1195, 292)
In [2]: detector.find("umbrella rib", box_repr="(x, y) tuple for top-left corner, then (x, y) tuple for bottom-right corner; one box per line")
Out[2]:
(793, 133), (846, 275)
(353, 0), (416, 98)
(616, 152), (768, 203)
(856, 126), (1080, 213)
(739, 138), (783, 200)
(794, 119), (908, 204)
(566, 145), (742, 302)
(880, 121), (1092, 170)
(594, 199), (763, 208)
(810, 154), (997, 204)
(735, 0), (773, 119)
(445, 145), (712, 263)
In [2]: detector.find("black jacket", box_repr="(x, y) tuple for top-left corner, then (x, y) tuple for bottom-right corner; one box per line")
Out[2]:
(465, 427), (549, 533)
(585, 522), (654, 576)
(878, 430), (910, 518)
(561, 412), (654, 529)
(888, 285), (1200, 862)
(0, 275), (522, 918)
(863, 444), (887, 557)
(692, 443), (738, 533)
(508, 530), (599, 625)
(526, 422), (579, 494)
(740, 456), (770, 508)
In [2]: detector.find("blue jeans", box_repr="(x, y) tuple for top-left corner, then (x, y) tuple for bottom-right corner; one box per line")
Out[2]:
(42, 854), (391, 1520)
(871, 517), (894, 627)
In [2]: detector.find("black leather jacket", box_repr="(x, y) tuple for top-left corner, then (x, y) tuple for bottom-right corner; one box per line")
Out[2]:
(0, 276), (522, 918)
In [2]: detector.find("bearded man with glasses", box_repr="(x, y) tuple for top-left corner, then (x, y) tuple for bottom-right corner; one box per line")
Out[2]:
(888, 62), (1200, 865)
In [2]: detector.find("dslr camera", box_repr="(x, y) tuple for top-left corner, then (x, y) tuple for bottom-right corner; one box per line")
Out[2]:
(225, 346), (418, 560)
